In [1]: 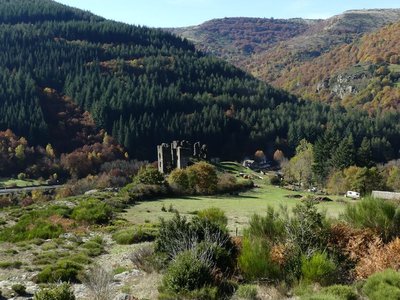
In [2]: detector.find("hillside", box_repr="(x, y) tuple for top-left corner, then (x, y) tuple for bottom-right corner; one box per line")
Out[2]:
(168, 17), (318, 66)
(170, 10), (400, 112)
(268, 21), (400, 112)
(0, 0), (399, 162)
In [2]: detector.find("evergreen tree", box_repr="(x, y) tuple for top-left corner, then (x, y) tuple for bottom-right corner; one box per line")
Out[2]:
(331, 135), (356, 170)
(357, 137), (374, 168)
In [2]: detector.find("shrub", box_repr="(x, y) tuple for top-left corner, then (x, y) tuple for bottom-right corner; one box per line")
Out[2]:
(133, 165), (165, 185)
(246, 207), (285, 242)
(300, 285), (358, 300)
(155, 214), (235, 266)
(355, 237), (400, 279)
(168, 168), (190, 193)
(122, 183), (169, 202)
(12, 284), (26, 295)
(161, 250), (213, 293)
(235, 284), (258, 299)
(286, 200), (329, 254)
(328, 222), (378, 263)
(112, 227), (157, 245)
(238, 236), (280, 281)
(216, 174), (253, 194)
(197, 207), (228, 228)
(81, 264), (113, 300)
(186, 162), (218, 194)
(0, 216), (64, 242)
(0, 261), (22, 269)
(270, 175), (282, 186)
(129, 244), (162, 273)
(71, 199), (113, 224)
(363, 269), (400, 300)
(36, 259), (82, 283)
(301, 252), (336, 285)
(343, 197), (400, 241)
(82, 236), (105, 257)
(321, 285), (358, 300)
(34, 283), (75, 300)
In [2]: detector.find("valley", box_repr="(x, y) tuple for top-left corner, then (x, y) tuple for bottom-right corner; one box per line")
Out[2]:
(0, 1), (399, 299)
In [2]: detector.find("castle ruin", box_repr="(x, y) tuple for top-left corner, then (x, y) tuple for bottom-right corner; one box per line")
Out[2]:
(157, 140), (207, 174)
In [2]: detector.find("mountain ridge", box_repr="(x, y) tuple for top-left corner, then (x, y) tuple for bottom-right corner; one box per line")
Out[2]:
(168, 9), (400, 111)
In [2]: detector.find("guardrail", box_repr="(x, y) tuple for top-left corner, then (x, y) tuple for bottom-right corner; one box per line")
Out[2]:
(0, 185), (63, 195)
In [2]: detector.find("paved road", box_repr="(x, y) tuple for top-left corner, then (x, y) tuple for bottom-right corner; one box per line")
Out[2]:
(0, 185), (63, 195)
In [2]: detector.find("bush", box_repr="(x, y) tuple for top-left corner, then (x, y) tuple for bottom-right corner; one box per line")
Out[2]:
(355, 237), (400, 279)
(197, 207), (228, 228)
(0, 216), (64, 242)
(343, 197), (400, 241)
(112, 227), (157, 245)
(246, 207), (285, 242)
(301, 252), (336, 285)
(270, 175), (281, 186)
(12, 284), (26, 295)
(71, 199), (112, 224)
(155, 214), (235, 267)
(0, 261), (22, 269)
(238, 236), (280, 281)
(161, 250), (213, 293)
(363, 269), (400, 300)
(235, 284), (258, 299)
(34, 283), (75, 300)
(186, 162), (218, 194)
(82, 236), (105, 257)
(129, 244), (161, 273)
(168, 168), (190, 193)
(287, 200), (329, 254)
(36, 260), (82, 283)
(122, 183), (169, 202)
(216, 174), (253, 194)
(321, 285), (358, 300)
(134, 165), (165, 185)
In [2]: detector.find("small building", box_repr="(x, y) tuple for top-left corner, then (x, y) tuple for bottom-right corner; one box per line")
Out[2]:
(372, 191), (400, 200)
(157, 140), (207, 174)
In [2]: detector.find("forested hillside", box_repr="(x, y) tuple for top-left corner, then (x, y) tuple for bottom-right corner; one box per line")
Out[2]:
(0, 0), (399, 163)
(272, 22), (400, 112)
(168, 17), (317, 66)
(170, 10), (400, 113)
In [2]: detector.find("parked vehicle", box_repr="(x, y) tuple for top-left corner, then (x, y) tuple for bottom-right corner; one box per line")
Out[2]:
(345, 191), (360, 199)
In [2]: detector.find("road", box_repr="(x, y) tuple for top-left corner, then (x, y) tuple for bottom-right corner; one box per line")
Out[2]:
(0, 185), (63, 195)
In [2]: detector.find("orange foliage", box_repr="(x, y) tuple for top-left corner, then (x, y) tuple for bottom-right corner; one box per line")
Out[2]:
(355, 238), (400, 279)
(328, 223), (380, 262)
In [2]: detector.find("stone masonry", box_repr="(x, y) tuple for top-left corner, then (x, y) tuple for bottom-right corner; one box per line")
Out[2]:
(157, 140), (207, 174)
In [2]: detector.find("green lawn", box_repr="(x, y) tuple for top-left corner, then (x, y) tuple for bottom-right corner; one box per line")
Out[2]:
(0, 178), (45, 188)
(123, 180), (350, 235)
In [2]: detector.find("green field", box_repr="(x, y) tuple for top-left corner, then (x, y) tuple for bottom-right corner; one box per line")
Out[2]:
(123, 179), (351, 235)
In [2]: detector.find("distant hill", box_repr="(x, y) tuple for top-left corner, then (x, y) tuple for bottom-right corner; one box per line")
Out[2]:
(168, 17), (318, 66)
(169, 9), (400, 111)
(0, 0), (399, 162)
(272, 21), (400, 112)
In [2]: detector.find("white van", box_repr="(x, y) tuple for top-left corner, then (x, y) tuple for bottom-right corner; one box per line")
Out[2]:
(345, 191), (360, 199)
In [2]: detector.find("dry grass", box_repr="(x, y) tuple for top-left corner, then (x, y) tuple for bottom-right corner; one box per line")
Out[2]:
(128, 272), (163, 300)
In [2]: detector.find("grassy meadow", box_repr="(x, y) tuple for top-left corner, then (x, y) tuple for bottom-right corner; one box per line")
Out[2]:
(123, 164), (351, 235)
